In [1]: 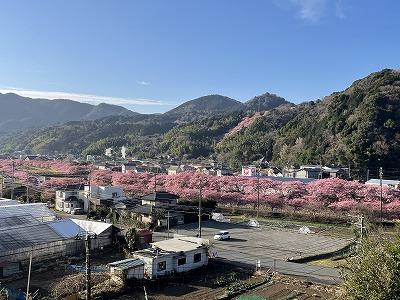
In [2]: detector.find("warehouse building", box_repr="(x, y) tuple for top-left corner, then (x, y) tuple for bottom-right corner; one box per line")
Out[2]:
(0, 201), (116, 278)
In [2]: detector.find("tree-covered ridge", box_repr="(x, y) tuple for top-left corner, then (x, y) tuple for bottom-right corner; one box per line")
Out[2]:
(162, 112), (245, 158)
(272, 69), (400, 177)
(216, 104), (305, 168)
(0, 114), (175, 155)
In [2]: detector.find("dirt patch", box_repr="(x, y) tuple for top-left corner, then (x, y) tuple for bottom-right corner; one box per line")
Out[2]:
(236, 274), (344, 300)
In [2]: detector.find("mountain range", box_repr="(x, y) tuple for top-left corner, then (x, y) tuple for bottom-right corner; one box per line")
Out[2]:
(1, 69), (399, 179)
(0, 92), (136, 131)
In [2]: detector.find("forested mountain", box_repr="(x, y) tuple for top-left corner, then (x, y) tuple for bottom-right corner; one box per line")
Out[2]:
(0, 92), (136, 131)
(1, 69), (400, 178)
(244, 92), (293, 113)
(165, 94), (243, 123)
(271, 69), (400, 177)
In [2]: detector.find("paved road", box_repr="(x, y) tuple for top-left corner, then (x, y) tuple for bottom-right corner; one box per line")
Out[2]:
(154, 220), (351, 284)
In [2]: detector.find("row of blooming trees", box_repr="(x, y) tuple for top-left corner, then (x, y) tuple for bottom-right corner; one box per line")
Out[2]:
(2, 159), (400, 218)
(107, 170), (400, 219)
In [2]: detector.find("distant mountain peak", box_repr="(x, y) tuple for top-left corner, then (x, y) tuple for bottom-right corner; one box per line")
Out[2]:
(165, 94), (244, 123)
(245, 92), (292, 112)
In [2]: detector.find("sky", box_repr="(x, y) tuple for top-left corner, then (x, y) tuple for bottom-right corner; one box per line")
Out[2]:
(0, 0), (399, 113)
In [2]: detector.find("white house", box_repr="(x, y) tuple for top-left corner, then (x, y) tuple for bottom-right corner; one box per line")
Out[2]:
(132, 236), (209, 279)
(55, 186), (84, 213)
(81, 185), (126, 212)
(105, 148), (113, 157)
(242, 166), (257, 177)
(56, 185), (126, 213)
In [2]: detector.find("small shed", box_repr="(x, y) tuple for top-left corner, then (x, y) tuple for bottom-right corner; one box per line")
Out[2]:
(108, 258), (145, 283)
(137, 229), (153, 247)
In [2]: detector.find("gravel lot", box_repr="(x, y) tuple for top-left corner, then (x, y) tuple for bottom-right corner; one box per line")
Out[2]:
(154, 220), (352, 284)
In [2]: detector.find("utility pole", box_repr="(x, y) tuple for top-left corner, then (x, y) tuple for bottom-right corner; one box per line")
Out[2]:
(257, 157), (264, 218)
(366, 169), (370, 182)
(348, 162), (351, 179)
(154, 172), (157, 192)
(26, 185), (29, 203)
(26, 250), (32, 300)
(87, 171), (91, 219)
(0, 175), (3, 198)
(379, 167), (383, 223)
(76, 232), (96, 300)
(360, 214), (365, 239)
(198, 184), (202, 238)
(85, 234), (91, 300)
(257, 175), (260, 218)
(167, 210), (170, 239)
(11, 161), (15, 200)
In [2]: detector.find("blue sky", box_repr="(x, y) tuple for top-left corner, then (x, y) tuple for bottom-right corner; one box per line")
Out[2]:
(0, 0), (399, 113)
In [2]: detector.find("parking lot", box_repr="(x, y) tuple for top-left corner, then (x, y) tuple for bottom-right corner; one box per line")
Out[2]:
(154, 220), (352, 284)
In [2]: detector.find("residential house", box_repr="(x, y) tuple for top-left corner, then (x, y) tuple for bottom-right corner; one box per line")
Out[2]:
(131, 236), (209, 279)
(81, 185), (126, 212)
(24, 155), (40, 161)
(121, 162), (139, 173)
(242, 166), (257, 177)
(55, 184), (84, 213)
(167, 165), (181, 175)
(284, 165), (349, 179)
(216, 168), (234, 177)
(141, 192), (179, 207)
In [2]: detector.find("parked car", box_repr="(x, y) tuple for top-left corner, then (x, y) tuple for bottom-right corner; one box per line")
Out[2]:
(214, 230), (231, 240)
(71, 208), (85, 215)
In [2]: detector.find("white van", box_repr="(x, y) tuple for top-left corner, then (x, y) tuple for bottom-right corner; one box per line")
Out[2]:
(214, 230), (231, 240)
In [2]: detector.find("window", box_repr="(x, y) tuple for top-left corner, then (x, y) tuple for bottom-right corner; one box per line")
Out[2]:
(194, 253), (202, 263)
(178, 257), (186, 266)
(157, 261), (166, 271)
(112, 192), (118, 197)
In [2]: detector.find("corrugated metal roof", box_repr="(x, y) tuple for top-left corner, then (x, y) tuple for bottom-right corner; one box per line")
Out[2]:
(71, 219), (112, 235)
(0, 199), (19, 206)
(108, 258), (144, 270)
(0, 203), (55, 220)
(0, 219), (114, 255)
(0, 223), (65, 252)
(48, 219), (86, 238)
(0, 215), (40, 229)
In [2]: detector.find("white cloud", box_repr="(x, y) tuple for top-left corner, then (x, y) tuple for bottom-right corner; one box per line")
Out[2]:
(0, 87), (165, 106)
(137, 81), (151, 86)
(278, 0), (346, 22)
(292, 0), (326, 22)
(335, 0), (346, 19)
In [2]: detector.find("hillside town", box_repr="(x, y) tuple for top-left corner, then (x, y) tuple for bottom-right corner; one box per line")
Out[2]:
(1, 1), (400, 299)
(0, 153), (399, 299)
